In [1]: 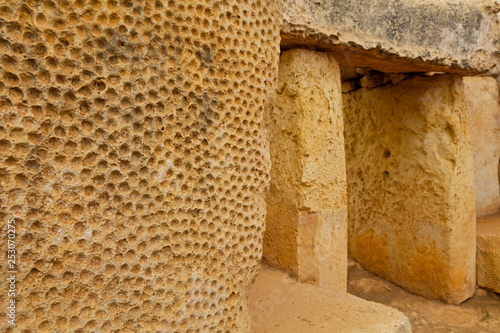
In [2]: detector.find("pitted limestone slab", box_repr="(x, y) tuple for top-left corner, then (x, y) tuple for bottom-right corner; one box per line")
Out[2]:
(0, 1), (280, 331)
(477, 213), (500, 293)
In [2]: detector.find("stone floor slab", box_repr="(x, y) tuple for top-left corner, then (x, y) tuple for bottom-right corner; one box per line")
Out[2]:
(249, 264), (412, 333)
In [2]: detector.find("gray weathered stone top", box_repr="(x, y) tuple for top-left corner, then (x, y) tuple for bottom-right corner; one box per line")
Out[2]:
(282, 0), (499, 73)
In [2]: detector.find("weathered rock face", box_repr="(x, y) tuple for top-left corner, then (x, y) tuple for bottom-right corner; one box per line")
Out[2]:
(344, 75), (476, 304)
(263, 49), (347, 292)
(282, 0), (499, 73)
(0, 1), (280, 332)
(463, 77), (500, 216)
(477, 213), (500, 293)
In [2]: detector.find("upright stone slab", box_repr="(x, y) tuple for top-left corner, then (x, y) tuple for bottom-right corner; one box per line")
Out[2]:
(263, 49), (348, 292)
(477, 213), (500, 293)
(0, 1), (280, 332)
(463, 77), (500, 216)
(343, 75), (476, 304)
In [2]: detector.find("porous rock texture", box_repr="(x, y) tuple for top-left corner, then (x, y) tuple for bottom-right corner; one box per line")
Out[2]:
(463, 77), (500, 216)
(263, 49), (347, 292)
(477, 213), (500, 293)
(281, 0), (499, 73)
(0, 1), (280, 332)
(344, 75), (476, 304)
(249, 264), (412, 333)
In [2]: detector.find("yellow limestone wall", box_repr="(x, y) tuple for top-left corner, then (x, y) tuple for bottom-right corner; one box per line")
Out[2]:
(469, 78), (500, 294)
(0, 1), (280, 331)
(263, 49), (348, 292)
(463, 77), (500, 216)
(344, 75), (476, 304)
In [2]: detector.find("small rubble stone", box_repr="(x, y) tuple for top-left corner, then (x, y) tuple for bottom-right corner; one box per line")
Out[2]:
(360, 72), (386, 88)
(387, 73), (411, 85)
(342, 80), (357, 93)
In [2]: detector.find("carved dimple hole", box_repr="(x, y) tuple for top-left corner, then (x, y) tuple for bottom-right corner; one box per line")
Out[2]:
(383, 149), (391, 158)
(383, 171), (389, 178)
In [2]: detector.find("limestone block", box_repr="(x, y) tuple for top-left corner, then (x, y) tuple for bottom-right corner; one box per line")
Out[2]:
(463, 77), (500, 216)
(477, 213), (500, 293)
(281, 0), (498, 73)
(344, 75), (476, 304)
(263, 49), (348, 292)
(249, 264), (412, 333)
(0, 1), (280, 332)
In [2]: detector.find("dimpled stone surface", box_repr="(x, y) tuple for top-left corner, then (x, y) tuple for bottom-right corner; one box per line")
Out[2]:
(0, 0), (280, 332)
(477, 213), (500, 293)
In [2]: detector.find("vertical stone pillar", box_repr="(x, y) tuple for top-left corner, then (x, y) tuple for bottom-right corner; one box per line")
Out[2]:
(463, 77), (500, 216)
(263, 49), (348, 292)
(0, 1), (280, 332)
(344, 75), (476, 304)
